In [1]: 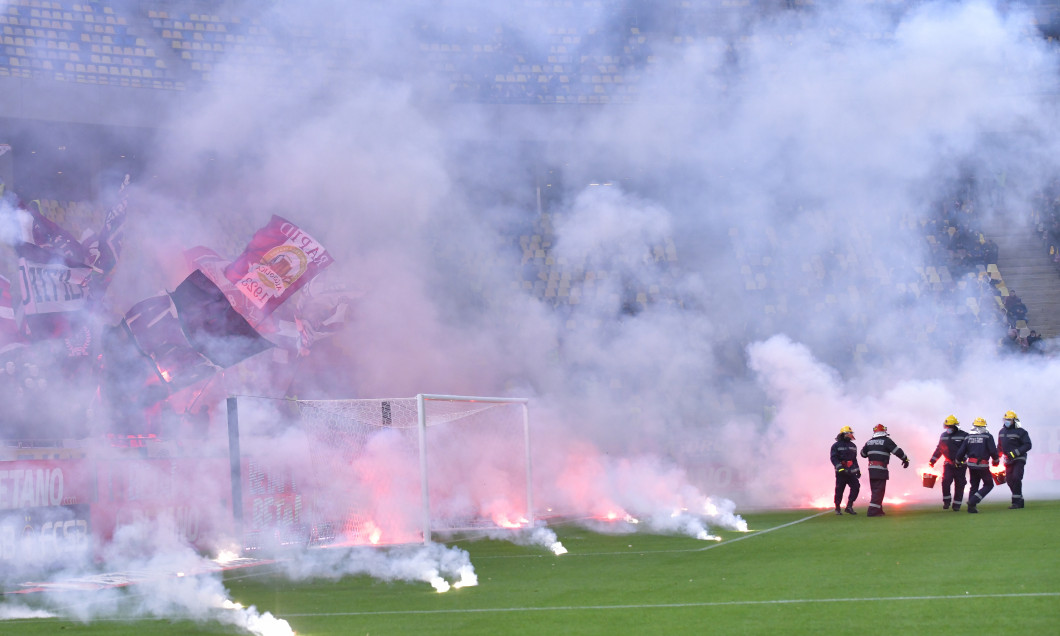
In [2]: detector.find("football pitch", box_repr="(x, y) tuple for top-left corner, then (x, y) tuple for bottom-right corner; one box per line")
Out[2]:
(5, 500), (1059, 635)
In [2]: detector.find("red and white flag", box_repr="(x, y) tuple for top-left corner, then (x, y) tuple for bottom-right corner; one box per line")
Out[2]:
(223, 215), (334, 321)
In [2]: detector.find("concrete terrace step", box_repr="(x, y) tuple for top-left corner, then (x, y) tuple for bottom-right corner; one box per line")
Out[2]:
(981, 228), (1060, 339)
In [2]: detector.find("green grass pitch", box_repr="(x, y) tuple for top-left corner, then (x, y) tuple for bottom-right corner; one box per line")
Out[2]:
(5, 500), (1059, 635)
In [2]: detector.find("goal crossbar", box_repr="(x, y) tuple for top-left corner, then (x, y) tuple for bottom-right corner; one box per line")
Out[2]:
(244, 393), (535, 545)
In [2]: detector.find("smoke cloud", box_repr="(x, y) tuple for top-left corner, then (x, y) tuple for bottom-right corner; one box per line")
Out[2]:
(4, 0), (1060, 630)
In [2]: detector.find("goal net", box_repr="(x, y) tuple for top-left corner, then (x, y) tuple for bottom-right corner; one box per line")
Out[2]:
(289, 394), (532, 545)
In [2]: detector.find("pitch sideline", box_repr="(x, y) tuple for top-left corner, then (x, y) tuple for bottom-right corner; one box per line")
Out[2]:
(279, 591), (1060, 617)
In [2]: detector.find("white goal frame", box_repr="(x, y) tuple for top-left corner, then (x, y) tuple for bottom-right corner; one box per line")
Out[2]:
(415, 394), (533, 543)
(235, 393), (535, 545)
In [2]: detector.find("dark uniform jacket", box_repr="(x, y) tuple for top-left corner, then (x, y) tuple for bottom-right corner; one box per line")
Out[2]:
(830, 438), (860, 475)
(955, 428), (997, 468)
(859, 433), (908, 479)
(930, 427), (968, 466)
(997, 426), (1032, 465)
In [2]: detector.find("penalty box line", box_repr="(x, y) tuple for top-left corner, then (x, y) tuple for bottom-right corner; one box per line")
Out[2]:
(695, 509), (831, 552)
(284, 592), (1060, 618)
(472, 510), (831, 559)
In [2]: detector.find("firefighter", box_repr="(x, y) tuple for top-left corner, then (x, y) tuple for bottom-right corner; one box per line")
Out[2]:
(830, 425), (861, 515)
(858, 423), (909, 517)
(954, 417), (998, 513)
(928, 414), (968, 511)
(996, 410), (1032, 509)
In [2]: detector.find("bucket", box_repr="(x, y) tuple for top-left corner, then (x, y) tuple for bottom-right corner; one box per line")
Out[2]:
(922, 473), (937, 488)
(991, 470), (1006, 486)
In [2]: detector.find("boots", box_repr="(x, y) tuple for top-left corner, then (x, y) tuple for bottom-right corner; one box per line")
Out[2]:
(943, 501), (950, 510)
(844, 506), (857, 515)
(835, 507), (843, 515)
(952, 503), (962, 512)
(967, 504), (978, 513)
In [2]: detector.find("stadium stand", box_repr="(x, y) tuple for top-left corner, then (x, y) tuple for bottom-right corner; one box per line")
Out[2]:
(1, 1), (177, 88)
(0, 0), (1056, 107)
(2, 0), (1060, 445)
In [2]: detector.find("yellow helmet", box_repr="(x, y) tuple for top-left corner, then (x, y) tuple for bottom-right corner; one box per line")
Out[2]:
(839, 425), (854, 439)
(973, 417), (987, 428)
(944, 415), (959, 427)
(1004, 410), (1019, 421)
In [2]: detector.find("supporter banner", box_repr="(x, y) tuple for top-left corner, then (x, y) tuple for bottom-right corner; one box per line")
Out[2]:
(92, 457), (234, 547)
(0, 459), (95, 510)
(0, 459), (94, 566)
(121, 293), (217, 391)
(100, 320), (173, 421)
(224, 215), (334, 319)
(83, 174), (131, 300)
(0, 456), (240, 562)
(102, 271), (272, 417)
(242, 458), (311, 548)
(185, 245), (229, 275)
(170, 269), (273, 368)
(13, 201), (93, 343)
(16, 200), (87, 265)
(0, 503), (91, 564)
(16, 254), (92, 316)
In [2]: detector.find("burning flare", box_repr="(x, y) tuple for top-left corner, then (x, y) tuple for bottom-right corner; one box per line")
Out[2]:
(491, 513), (529, 529)
(990, 461), (1006, 484)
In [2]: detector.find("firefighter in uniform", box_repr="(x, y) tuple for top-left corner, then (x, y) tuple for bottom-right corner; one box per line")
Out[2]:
(954, 417), (998, 513)
(928, 414), (968, 511)
(859, 423), (909, 517)
(830, 425), (860, 515)
(996, 410), (1032, 509)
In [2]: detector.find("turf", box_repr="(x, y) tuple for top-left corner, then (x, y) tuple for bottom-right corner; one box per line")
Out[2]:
(4, 500), (1059, 635)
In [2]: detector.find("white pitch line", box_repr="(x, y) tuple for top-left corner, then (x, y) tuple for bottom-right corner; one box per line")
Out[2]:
(281, 591), (1060, 617)
(473, 511), (832, 559)
(696, 510), (831, 551)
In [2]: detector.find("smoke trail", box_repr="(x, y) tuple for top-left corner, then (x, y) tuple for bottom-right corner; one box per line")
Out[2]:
(276, 542), (478, 593)
(5, 5), (1060, 630)
(0, 604), (55, 620)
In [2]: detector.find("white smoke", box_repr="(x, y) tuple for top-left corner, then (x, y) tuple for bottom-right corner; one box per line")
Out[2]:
(0, 604), (55, 620)
(5, 1), (1060, 628)
(3, 549), (293, 635)
(276, 542), (478, 592)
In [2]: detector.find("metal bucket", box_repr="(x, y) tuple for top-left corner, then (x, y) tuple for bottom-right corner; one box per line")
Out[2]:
(922, 473), (937, 488)
(991, 469), (1006, 485)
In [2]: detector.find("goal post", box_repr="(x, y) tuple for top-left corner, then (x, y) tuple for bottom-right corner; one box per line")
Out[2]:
(230, 393), (533, 547)
(416, 394), (533, 543)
